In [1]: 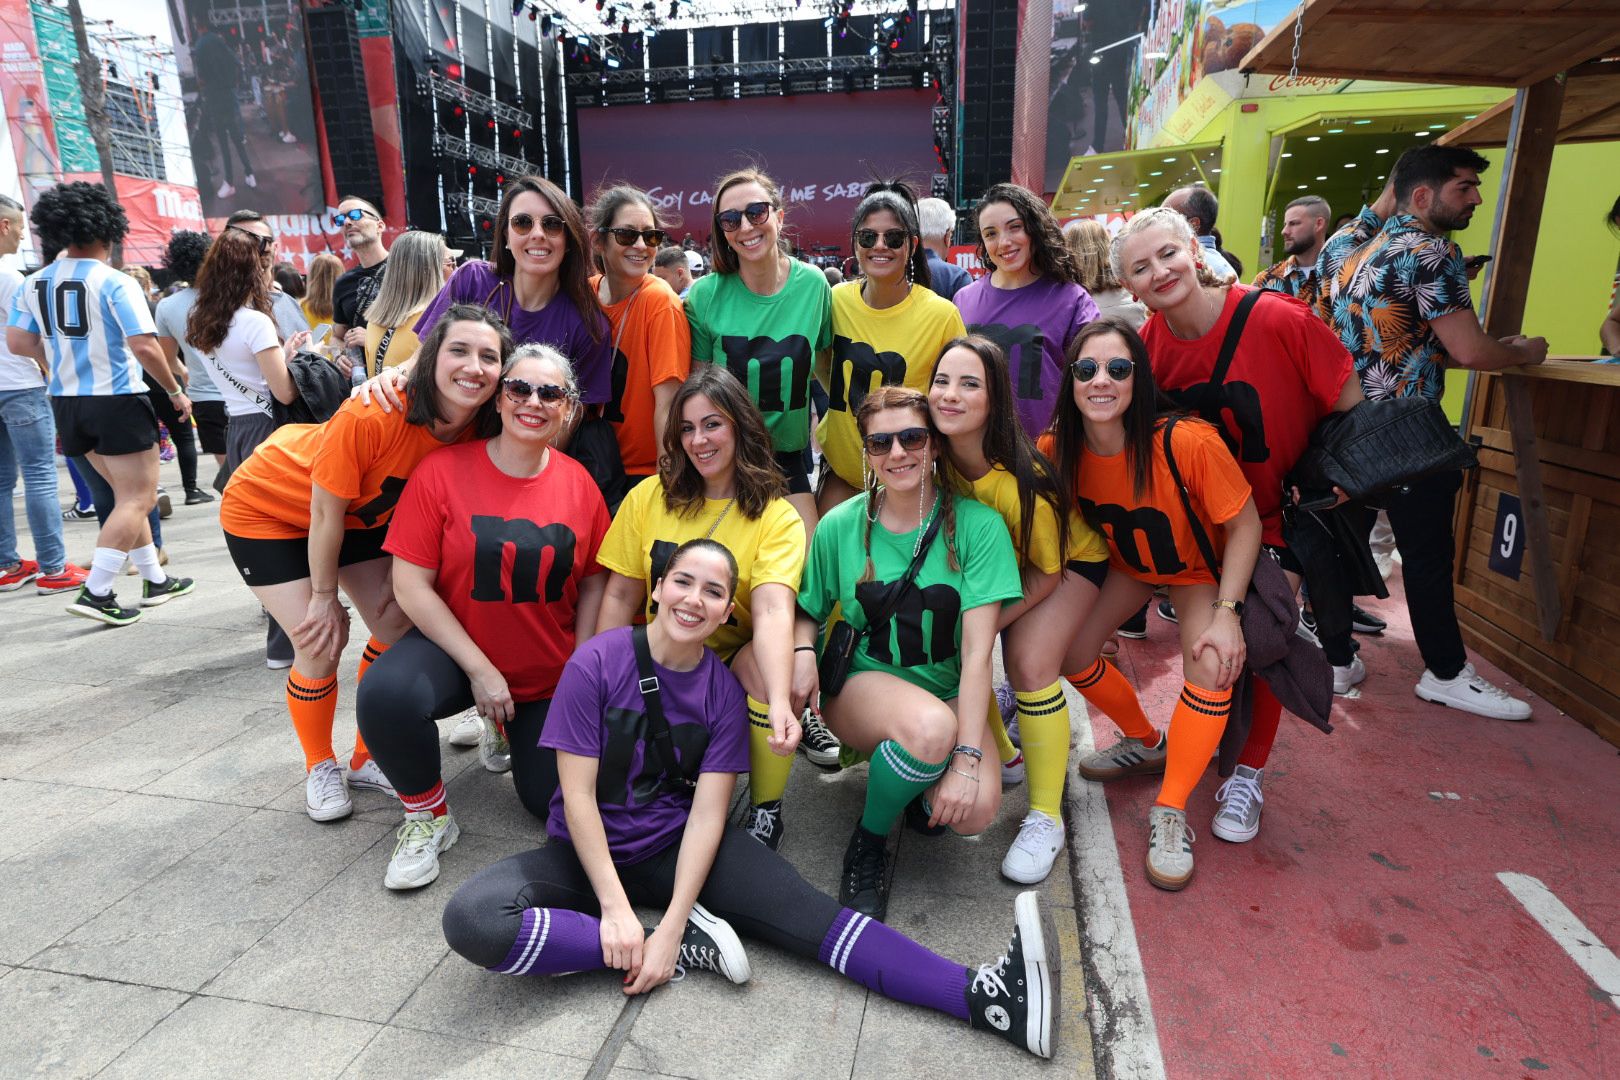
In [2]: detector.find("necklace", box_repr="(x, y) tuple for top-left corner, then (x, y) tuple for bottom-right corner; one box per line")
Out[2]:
(705, 497), (735, 538)
(913, 490), (940, 558)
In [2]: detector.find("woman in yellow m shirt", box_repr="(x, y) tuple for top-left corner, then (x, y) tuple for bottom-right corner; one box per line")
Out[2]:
(363, 232), (448, 377)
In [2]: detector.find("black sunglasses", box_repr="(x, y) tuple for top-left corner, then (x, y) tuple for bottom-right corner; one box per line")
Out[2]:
(331, 208), (377, 227)
(1071, 357), (1135, 383)
(511, 213), (567, 237)
(502, 377), (574, 405)
(227, 226), (274, 255)
(716, 201), (773, 233)
(856, 228), (910, 251)
(862, 427), (930, 455)
(601, 226), (667, 248)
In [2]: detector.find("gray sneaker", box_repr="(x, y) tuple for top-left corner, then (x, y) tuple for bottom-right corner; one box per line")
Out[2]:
(1211, 765), (1264, 843)
(1145, 805), (1195, 891)
(1077, 732), (1168, 781)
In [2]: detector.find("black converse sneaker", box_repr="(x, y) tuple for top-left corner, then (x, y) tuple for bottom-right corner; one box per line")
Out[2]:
(140, 575), (195, 607)
(741, 799), (785, 851)
(65, 586), (142, 626)
(967, 891), (1059, 1058)
(839, 824), (891, 920)
(798, 708), (842, 767)
(677, 903), (750, 984)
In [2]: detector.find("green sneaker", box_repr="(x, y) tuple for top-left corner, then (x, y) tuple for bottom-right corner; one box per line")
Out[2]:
(140, 575), (195, 607)
(66, 586), (142, 627)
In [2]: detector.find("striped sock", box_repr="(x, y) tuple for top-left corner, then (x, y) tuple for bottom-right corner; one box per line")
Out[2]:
(491, 907), (606, 976)
(860, 740), (948, 835)
(286, 669), (338, 769)
(1017, 681), (1070, 818)
(399, 780), (447, 818)
(819, 907), (969, 1020)
(746, 695), (793, 805)
(1068, 658), (1159, 747)
(350, 637), (389, 770)
(1156, 681), (1232, 811)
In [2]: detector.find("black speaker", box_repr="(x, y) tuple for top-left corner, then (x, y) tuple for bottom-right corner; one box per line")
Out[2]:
(305, 5), (383, 211)
(956, 0), (1018, 204)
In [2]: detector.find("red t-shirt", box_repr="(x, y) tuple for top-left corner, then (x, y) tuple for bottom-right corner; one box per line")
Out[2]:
(1141, 285), (1351, 546)
(385, 440), (611, 700)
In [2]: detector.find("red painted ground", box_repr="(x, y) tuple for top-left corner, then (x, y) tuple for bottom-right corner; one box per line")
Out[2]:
(1097, 564), (1620, 1079)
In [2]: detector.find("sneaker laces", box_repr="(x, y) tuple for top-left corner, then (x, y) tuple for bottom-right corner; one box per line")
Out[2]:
(844, 834), (886, 894)
(678, 941), (719, 972)
(1150, 809), (1194, 851)
(801, 711), (838, 750)
(1460, 669), (1516, 702)
(1214, 774), (1263, 819)
(1011, 812), (1059, 855)
(970, 945), (1014, 998)
(743, 803), (780, 844)
(309, 762), (346, 806)
(393, 814), (439, 857)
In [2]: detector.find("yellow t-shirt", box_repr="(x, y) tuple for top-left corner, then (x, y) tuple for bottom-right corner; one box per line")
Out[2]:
(365, 307), (426, 377)
(596, 475), (806, 659)
(817, 282), (965, 488)
(963, 463), (1110, 574)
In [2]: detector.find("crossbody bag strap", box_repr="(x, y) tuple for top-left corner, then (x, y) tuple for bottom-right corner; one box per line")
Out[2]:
(1209, 287), (1265, 390)
(371, 326), (397, 379)
(1161, 416), (1223, 583)
(631, 625), (696, 790)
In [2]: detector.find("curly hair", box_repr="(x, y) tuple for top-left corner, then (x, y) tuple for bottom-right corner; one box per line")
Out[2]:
(658, 364), (787, 520)
(1109, 206), (1234, 290)
(162, 230), (212, 283)
(855, 385), (960, 580)
(30, 181), (128, 249)
(973, 183), (1083, 286)
(186, 229), (273, 354)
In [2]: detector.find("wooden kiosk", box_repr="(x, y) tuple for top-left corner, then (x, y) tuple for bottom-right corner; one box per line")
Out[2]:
(1243, 2), (1620, 746)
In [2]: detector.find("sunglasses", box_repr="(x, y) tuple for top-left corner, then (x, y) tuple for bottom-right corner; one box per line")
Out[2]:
(331, 208), (377, 227)
(510, 213), (568, 237)
(856, 228), (910, 251)
(601, 226), (667, 248)
(716, 201), (773, 233)
(1071, 357), (1135, 383)
(501, 377), (574, 405)
(227, 226), (274, 255)
(862, 427), (930, 456)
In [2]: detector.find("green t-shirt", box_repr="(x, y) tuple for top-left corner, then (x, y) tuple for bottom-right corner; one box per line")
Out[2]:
(799, 491), (1022, 700)
(685, 258), (832, 453)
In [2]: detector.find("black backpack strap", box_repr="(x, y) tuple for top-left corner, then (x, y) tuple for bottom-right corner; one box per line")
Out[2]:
(631, 625), (696, 791)
(1161, 416), (1223, 583)
(1210, 287), (1265, 390)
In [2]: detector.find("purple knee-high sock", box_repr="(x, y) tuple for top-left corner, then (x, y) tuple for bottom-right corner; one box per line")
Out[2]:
(819, 907), (970, 1020)
(491, 908), (606, 976)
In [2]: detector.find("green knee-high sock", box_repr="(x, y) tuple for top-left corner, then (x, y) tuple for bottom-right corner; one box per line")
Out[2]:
(747, 695), (794, 805)
(1017, 681), (1071, 817)
(860, 739), (949, 834)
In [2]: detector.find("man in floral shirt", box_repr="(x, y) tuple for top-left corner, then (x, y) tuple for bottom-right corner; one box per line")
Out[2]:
(1322, 144), (1548, 721)
(1254, 195), (1331, 309)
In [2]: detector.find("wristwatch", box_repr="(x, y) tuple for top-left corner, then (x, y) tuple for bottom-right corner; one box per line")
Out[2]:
(1211, 598), (1244, 616)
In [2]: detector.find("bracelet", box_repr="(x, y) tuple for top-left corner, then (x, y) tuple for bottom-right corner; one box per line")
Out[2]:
(949, 767), (980, 783)
(311, 587), (338, 596)
(794, 645), (817, 653)
(166, 387), (184, 398)
(952, 744), (984, 761)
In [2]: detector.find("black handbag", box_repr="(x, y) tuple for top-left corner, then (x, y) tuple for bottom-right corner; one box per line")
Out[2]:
(1288, 397), (1477, 505)
(631, 624), (699, 794)
(271, 351), (349, 427)
(566, 415), (630, 515)
(818, 508), (941, 697)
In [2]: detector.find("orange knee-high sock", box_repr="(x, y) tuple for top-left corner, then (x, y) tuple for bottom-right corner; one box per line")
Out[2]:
(1237, 679), (1283, 770)
(286, 669), (339, 770)
(1156, 681), (1232, 811)
(1067, 658), (1158, 746)
(349, 637), (389, 769)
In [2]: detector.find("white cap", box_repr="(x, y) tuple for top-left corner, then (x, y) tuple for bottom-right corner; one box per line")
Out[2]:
(685, 250), (705, 274)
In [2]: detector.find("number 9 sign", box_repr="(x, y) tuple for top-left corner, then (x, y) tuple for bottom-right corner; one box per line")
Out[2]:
(1488, 492), (1525, 581)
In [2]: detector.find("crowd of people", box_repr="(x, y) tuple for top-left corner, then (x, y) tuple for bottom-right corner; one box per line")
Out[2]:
(0, 141), (1550, 1058)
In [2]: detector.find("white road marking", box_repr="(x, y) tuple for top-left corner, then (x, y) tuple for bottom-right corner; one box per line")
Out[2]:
(1498, 872), (1620, 1007)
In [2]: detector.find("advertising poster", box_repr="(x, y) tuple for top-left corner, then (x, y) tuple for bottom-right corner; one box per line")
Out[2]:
(0, 0), (60, 211)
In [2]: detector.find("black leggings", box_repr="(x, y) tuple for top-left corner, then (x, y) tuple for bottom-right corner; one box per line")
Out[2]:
(146, 386), (199, 491)
(356, 628), (558, 819)
(443, 826), (842, 969)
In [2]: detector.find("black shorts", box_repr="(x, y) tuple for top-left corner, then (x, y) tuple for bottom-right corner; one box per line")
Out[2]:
(1065, 558), (1110, 589)
(191, 400), (229, 456)
(51, 394), (158, 457)
(773, 446), (813, 496)
(222, 527), (391, 587)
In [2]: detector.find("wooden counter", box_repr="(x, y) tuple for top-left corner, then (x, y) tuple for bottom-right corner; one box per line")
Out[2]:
(1455, 359), (1620, 746)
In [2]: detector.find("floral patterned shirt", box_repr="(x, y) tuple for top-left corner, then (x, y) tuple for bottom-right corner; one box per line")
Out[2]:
(1253, 255), (1320, 310)
(1324, 213), (1472, 402)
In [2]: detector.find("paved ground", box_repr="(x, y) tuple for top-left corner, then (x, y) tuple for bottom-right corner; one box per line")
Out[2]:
(0, 457), (1094, 1080)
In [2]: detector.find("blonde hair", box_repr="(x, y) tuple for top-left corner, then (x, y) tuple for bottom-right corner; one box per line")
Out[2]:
(1109, 206), (1235, 289)
(303, 253), (344, 322)
(1064, 219), (1119, 293)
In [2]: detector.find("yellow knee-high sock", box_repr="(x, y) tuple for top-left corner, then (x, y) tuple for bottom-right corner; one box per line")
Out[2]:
(988, 687), (1019, 765)
(747, 695), (794, 805)
(1017, 681), (1071, 817)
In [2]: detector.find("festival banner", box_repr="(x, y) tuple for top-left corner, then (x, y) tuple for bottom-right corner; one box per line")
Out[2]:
(0, 0), (60, 211)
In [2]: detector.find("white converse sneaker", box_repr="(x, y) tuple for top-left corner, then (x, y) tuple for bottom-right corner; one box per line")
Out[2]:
(1145, 805), (1195, 891)
(1001, 810), (1065, 884)
(1211, 765), (1264, 843)
(1415, 663), (1532, 721)
(1333, 655), (1366, 695)
(447, 707), (482, 747)
(346, 758), (396, 797)
(384, 811), (460, 890)
(305, 758), (353, 822)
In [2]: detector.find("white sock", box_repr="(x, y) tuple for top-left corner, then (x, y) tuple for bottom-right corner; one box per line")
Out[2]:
(87, 547), (126, 595)
(128, 544), (166, 584)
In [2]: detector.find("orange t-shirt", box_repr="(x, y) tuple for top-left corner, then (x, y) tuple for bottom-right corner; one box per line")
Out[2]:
(220, 397), (468, 539)
(593, 274), (691, 476)
(1041, 419), (1252, 586)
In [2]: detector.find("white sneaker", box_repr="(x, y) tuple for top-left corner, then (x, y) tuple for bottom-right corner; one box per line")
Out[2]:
(216, 180), (235, 199)
(244, 173), (257, 189)
(480, 721), (512, 773)
(305, 758), (353, 822)
(447, 707), (482, 747)
(1145, 805), (1195, 890)
(346, 758), (396, 797)
(1001, 810), (1065, 884)
(384, 811), (460, 890)
(1415, 663), (1532, 721)
(1332, 655), (1366, 695)
(1001, 750), (1026, 786)
(1211, 765), (1264, 843)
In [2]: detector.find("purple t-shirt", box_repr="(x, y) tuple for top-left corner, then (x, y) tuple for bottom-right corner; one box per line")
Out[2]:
(541, 626), (749, 864)
(954, 275), (1100, 438)
(414, 260), (612, 405)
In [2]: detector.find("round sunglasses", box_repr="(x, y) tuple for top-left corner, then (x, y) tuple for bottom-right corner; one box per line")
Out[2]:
(862, 427), (930, 456)
(510, 213), (567, 237)
(717, 201), (773, 233)
(501, 377), (575, 404)
(600, 226), (667, 248)
(1071, 357), (1135, 383)
(856, 228), (910, 250)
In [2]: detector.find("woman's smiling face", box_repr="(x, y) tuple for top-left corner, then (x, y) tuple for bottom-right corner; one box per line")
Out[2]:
(678, 393), (735, 485)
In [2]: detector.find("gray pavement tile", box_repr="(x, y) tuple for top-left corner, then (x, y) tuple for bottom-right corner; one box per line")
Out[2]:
(30, 808), (388, 991)
(0, 682), (179, 776)
(337, 1026), (591, 1079)
(96, 995), (379, 1080)
(0, 967), (186, 1079)
(142, 707), (345, 809)
(428, 758), (554, 841)
(205, 831), (532, 1023)
(0, 793), (253, 965)
(0, 779), (125, 861)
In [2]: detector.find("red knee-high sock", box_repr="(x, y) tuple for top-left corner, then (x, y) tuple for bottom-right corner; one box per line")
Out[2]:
(350, 637), (388, 770)
(1068, 658), (1159, 747)
(1156, 681), (1232, 811)
(1237, 679), (1283, 770)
